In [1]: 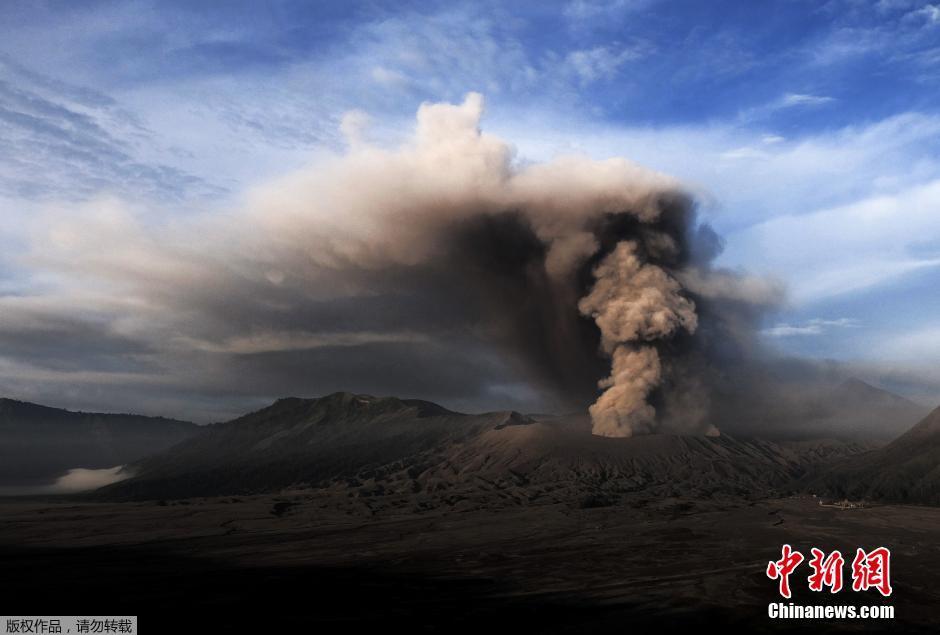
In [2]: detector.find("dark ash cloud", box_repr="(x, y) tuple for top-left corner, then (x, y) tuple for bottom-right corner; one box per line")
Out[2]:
(0, 93), (818, 436)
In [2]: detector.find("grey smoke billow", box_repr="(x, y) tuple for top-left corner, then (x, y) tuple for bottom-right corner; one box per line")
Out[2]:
(11, 93), (782, 434)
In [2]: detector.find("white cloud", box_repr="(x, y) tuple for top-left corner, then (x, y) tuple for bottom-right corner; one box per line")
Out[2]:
(723, 179), (940, 302)
(561, 45), (646, 83)
(491, 110), (940, 233)
(808, 26), (889, 66)
(876, 0), (917, 12)
(563, 0), (652, 21)
(0, 465), (130, 496)
(762, 318), (860, 337)
(905, 4), (940, 25)
(780, 93), (836, 107)
(762, 324), (824, 337)
(814, 318), (861, 328)
(738, 92), (836, 122)
(719, 145), (771, 161)
(370, 65), (412, 88)
(52, 465), (130, 492)
(339, 110), (372, 147)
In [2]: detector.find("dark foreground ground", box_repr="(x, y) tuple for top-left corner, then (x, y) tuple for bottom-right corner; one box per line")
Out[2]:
(0, 493), (937, 633)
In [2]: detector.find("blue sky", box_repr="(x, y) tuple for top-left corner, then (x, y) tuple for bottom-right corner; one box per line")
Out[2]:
(2, 0), (940, 413)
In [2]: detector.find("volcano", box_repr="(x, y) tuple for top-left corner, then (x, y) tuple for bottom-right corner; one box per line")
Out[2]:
(100, 391), (875, 504)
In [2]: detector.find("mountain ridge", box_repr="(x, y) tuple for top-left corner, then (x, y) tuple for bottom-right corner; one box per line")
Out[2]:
(807, 404), (940, 504)
(0, 397), (195, 424)
(99, 391), (878, 504)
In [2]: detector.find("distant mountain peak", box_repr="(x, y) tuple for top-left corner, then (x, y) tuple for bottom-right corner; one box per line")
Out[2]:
(494, 411), (536, 429)
(836, 377), (919, 407)
(254, 392), (460, 424)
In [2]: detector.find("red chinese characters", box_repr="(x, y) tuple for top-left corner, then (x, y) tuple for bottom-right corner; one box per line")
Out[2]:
(807, 548), (845, 593)
(767, 545), (892, 597)
(851, 547), (893, 597)
(766, 544), (805, 598)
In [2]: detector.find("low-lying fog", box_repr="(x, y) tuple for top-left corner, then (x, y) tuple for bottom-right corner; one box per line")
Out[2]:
(0, 466), (130, 496)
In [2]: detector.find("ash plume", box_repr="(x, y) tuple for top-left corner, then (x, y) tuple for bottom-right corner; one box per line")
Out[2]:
(578, 241), (697, 436)
(16, 93), (781, 434)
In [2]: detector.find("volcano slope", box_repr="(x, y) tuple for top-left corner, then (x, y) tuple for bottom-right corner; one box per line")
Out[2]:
(7, 393), (939, 633)
(100, 392), (875, 508)
(807, 404), (940, 504)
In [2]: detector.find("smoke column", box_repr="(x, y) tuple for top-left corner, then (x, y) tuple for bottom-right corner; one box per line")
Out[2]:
(579, 242), (698, 436)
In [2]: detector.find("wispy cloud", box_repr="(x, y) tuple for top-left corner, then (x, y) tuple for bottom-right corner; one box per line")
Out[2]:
(809, 5), (940, 68)
(905, 4), (940, 25)
(0, 465), (130, 495)
(0, 57), (223, 203)
(725, 178), (940, 302)
(560, 44), (648, 83)
(780, 93), (836, 107)
(738, 92), (836, 122)
(563, 0), (653, 22)
(762, 318), (861, 338)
